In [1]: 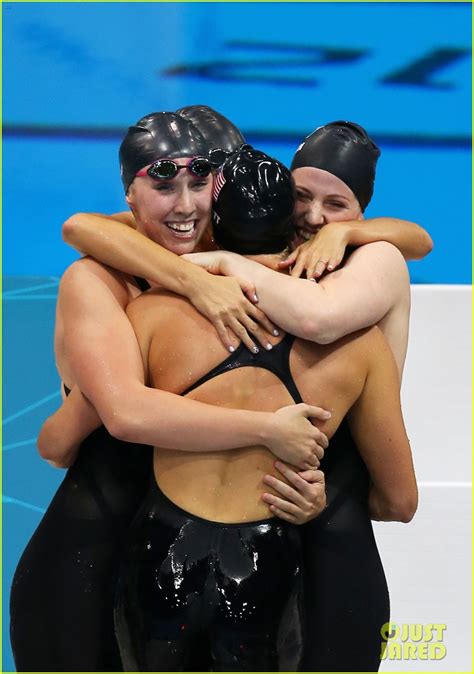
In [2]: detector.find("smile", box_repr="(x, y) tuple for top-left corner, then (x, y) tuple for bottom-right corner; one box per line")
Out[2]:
(296, 226), (321, 241)
(166, 221), (197, 238)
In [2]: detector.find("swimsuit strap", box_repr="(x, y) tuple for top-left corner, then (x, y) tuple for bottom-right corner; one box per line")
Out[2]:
(182, 333), (303, 404)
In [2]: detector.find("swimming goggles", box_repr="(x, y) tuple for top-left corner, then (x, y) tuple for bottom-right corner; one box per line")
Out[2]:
(135, 156), (213, 181)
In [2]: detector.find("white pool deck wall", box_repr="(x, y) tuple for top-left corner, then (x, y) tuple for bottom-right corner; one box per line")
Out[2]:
(375, 285), (471, 672)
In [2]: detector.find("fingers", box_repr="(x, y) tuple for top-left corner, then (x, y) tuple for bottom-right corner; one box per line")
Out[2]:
(263, 462), (327, 524)
(262, 492), (300, 521)
(307, 258), (328, 280)
(225, 316), (258, 352)
(272, 462), (325, 497)
(236, 278), (259, 304)
(308, 255), (341, 279)
(263, 472), (307, 508)
(297, 468), (325, 485)
(290, 254), (307, 279)
(278, 250), (298, 269)
(211, 319), (240, 353)
(248, 304), (280, 339)
(226, 304), (279, 352)
(299, 403), (332, 423)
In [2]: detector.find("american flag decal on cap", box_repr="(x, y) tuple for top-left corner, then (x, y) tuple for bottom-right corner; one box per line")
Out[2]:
(213, 169), (226, 202)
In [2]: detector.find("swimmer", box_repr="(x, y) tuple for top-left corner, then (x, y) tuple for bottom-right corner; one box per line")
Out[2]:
(114, 147), (417, 671)
(9, 110), (327, 673)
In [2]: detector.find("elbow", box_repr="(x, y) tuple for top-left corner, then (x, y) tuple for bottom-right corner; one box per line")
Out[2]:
(37, 422), (55, 461)
(102, 408), (138, 443)
(418, 231), (434, 259)
(300, 318), (337, 345)
(62, 213), (87, 248)
(423, 233), (434, 257)
(413, 231), (434, 260)
(37, 426), (73, 469)
(391, 491), (418, 523)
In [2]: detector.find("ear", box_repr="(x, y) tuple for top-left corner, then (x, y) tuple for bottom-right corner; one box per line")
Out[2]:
(357, 212), (364, 221)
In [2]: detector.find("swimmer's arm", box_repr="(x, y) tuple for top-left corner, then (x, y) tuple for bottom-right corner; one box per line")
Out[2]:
(282, 217), (433, 279)
(59, 259), (326, 468)
(37, 387), (101, 469)
(62, 212), (274, 353)
(347, 328), (418, 523)
(187, 242), (409, 358)
(63, 212), (137, 255)
(342, 217), (433, 259)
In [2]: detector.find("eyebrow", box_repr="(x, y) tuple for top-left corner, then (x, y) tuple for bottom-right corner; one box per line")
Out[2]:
(326, 193), (350, 203)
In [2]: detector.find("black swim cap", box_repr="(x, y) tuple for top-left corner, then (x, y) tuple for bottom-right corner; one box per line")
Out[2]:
(176, 105), (246, 163)
(290, 121), (381, 211)
(213, 146), (295, 255)
(119, 112), (207, 191)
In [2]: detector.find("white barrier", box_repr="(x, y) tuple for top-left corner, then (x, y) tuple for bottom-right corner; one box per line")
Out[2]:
(375, 285), (471, 672)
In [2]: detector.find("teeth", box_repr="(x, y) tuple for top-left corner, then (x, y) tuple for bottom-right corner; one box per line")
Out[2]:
(167, 222), (195, 232)
(298, 229), (312, 241)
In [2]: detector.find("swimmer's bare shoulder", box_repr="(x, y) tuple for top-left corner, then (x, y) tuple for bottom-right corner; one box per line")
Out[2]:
(56, 257), (141, 385)
(126, 289), (228, 393)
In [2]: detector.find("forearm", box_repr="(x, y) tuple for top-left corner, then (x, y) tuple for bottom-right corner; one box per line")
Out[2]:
(221, 253), (370, 343)
(37, 387), (102, 468)
(63, 212), (210, 296)
(345, 218), (433, 260)
(220, 243), (407, 345)
(96, 382), (274, 451)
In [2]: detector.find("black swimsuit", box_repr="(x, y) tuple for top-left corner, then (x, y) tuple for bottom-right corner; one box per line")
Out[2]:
(114, 335), (389, 672)
(9, 278), (153, 673)
(114, 335), (305, 672)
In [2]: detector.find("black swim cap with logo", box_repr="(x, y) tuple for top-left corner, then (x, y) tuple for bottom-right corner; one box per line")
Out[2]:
(213, 146), (295, 255)
(119, 112), (208, 192)
(291, 121), (381, 211)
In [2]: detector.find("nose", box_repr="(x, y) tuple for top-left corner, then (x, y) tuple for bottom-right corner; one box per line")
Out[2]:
(174, 185), (195, 216)
(305, 201), (325, 227)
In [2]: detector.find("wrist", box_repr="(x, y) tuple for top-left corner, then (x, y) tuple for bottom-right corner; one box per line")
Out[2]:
(179, 263), (210, 300)
(331, 221), (353, 246)
(256, 412), (277, 448)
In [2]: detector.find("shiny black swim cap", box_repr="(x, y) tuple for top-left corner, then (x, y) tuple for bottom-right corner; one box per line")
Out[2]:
(119, 112), (207, 191)
(213, 146), (295, 255)
(290, 121), (380, 211)
(176, 105), (246, 162)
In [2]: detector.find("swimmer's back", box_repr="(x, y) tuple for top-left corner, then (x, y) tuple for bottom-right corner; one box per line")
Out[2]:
(126, 288), (382, 523)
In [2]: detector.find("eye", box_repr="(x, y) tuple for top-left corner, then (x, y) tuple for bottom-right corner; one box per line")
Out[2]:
(191, 178), (211, 190)
(296, 190), (310, 202)
(154, 182), (174, 192)
(326, 200), (346, 209)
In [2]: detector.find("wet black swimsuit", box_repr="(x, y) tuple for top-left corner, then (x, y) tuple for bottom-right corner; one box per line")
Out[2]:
(114, 335), (305, 672)
(10, 293), (389, 671)
(183, 337), (389, 671)
(9, 278), (153, 673)
(114, 335), (389, 672)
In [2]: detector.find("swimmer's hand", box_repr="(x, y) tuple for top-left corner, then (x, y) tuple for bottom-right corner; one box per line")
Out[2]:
(262, 461), (326, 524)
(183, 252), (278, 354)
(267, 403), (330, 470)
(279, 222), (349, 279)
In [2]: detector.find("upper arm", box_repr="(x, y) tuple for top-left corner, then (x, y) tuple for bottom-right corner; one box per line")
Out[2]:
(58, 259), (145, 425)
(347, 327), (417, 505)
(310, 241), (410, 342)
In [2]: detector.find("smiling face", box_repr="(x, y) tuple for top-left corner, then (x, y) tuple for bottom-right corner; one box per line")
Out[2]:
(292, 167), (363, 248)
(126, 158), (213, 255)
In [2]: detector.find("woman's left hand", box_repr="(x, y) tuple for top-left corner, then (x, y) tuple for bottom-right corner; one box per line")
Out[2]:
(262, 461), (326, 524)
(279, 222), (350, 279)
